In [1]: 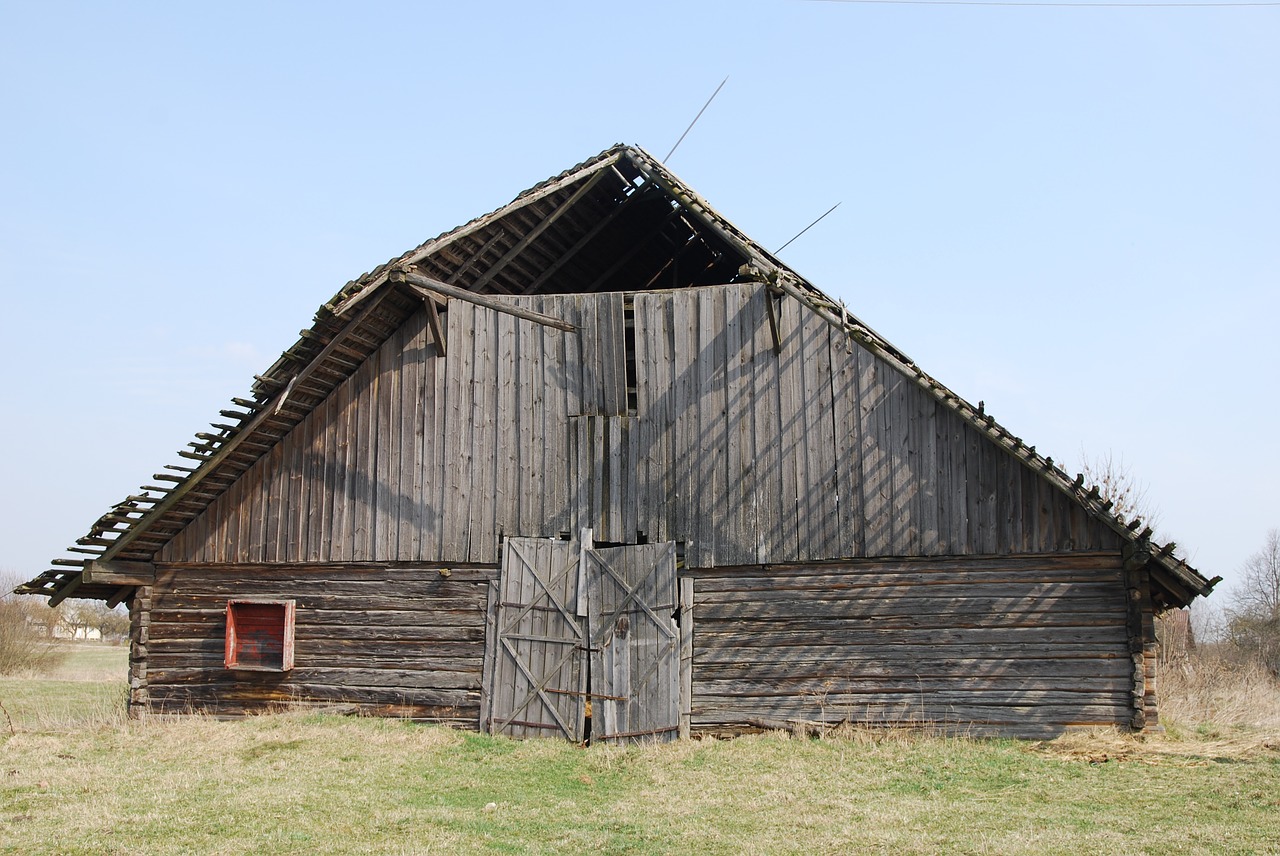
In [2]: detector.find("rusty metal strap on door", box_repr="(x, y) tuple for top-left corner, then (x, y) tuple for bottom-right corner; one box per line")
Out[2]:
(542, 687), (629, 701)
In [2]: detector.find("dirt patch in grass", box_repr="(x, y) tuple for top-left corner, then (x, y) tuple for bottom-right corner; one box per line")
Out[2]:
(1031, 727), (1280, 766)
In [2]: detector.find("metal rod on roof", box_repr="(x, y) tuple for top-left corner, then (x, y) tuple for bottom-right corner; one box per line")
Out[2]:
(775, 202), (841, 255)
(664, 76), (729, 162)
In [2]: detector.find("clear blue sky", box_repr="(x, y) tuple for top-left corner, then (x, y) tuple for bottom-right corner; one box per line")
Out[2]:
(2, 1), (1276, 598)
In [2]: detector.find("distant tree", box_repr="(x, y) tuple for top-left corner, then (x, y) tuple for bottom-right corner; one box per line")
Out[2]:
(1224, 529), (1280, 675)
(62, 601), (99, 640)
(86, 603), (130, 643)
(1080, 450), (1160, 535)
(0, 573), (67, 675)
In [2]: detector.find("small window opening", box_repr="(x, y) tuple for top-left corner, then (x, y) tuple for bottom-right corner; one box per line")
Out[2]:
(225, 599), (295, 672)
(624, 299), (638, 414)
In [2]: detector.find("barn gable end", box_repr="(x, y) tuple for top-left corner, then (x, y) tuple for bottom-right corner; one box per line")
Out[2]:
(159, 284), (1122, 569)
(21, 144), (1214, 738)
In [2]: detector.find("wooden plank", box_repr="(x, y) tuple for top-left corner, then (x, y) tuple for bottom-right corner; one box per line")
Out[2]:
(672, 290), (695, 552)
(424, 295), (446, 357)
(1000, 441), (1023, 554)
(397, 274), (577, 332)
(750, 286), (783, 563)
(442, 301), (474, 560)
(547, 295), (574, 536)
(776, 297), (805, 562)
(828, 307), (862, 560)
(606, 416), (626, 542)
(858, 346), (889, 556)
(495, 310), (518, 541)
(631, 293), (654, 543)
(918, 388), (939, 555)
(599, 292), (624, 416)
(392, 313), (418, 561)
(807, 309), (840, 560)
(888, 378), (912, 558)
(694, 288), (721, 567)
(368, 323), (391, 557)
(1037, 468), (1058, 553)
(313, 369), (335, 563)
(331, 365), (355, 562)
(403, 310), (428, 561)
(263, 432), (286, 563)
(427, 317), (448, 559)
(530, 298), (553, 536)
(722, 285), (746, 565)
(474, 304), (499, 562)
(645, 292), (676, 545)
(220, 461), (242, 564)
(360, 335), (383, 559)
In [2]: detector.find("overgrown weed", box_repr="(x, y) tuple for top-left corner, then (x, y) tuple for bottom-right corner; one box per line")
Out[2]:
(1160, 651), (1280, 731)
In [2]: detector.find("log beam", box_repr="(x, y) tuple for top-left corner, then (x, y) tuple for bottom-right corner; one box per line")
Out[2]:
(83, 559), (157, 586)
(393, 271), (576, 333)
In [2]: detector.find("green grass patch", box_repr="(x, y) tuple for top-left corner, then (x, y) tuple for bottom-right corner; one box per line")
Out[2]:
(0, 643), (127, 731)
(45, 643), (128, 681)
(1, 669), (1278, 854)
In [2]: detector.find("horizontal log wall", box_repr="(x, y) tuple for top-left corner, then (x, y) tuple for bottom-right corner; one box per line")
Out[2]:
(689, 553), (1132, 738)
(160, 284), (1120, 568)
(141, 564), (495, 722)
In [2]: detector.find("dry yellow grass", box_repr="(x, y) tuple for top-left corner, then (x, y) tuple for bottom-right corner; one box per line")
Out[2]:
(1159, 653), (1280, 732)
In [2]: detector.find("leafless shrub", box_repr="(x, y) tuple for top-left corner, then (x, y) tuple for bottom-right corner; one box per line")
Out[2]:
(1080, 449), (1161, 534)
(1159, 645), (1280, 731)
(0, 580), (68, 676)
(1223, 529), (1280, 677)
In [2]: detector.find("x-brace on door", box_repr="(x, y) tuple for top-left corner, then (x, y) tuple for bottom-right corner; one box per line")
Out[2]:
(481, 536), (685, 743)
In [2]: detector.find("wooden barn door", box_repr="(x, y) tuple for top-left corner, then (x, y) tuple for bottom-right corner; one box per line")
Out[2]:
(483, 538), (586, 740)
(481, 537), (684, 743)
(585, 542), (681, 744)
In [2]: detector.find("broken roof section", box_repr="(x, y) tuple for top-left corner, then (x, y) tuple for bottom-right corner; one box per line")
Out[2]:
(17, 144), (1218, 609)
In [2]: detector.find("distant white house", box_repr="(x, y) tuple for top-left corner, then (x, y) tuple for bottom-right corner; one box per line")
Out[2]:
(53, 624), (102, 641)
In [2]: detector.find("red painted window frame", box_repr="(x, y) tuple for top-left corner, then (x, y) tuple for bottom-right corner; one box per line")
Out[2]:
(224, 599), (296, 672)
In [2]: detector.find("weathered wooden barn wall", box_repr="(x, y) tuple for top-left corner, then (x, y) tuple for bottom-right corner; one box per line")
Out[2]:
(137, 564), (493, 721)
(159, 283), (1122, 569)
(689, 553), (1134, 737)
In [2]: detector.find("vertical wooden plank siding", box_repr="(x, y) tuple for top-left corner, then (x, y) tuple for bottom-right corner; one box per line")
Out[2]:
(157, 284), (1123, 570)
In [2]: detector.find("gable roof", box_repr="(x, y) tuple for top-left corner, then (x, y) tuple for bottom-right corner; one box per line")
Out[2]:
(17, 144), (1219, 608)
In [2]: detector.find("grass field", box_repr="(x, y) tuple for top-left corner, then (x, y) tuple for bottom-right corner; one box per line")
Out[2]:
(2, 645), (1278, 855)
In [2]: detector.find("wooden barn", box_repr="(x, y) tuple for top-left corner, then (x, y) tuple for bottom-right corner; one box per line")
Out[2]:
(19, 145), (1218, 740)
